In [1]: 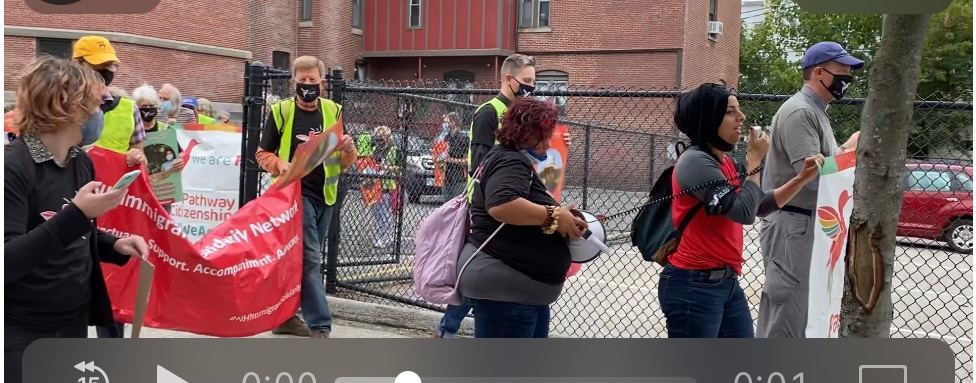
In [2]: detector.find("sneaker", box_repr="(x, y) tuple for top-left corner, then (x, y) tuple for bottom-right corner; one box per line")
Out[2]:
(271, 316), (310, 337)
(310, 330), (330, 338)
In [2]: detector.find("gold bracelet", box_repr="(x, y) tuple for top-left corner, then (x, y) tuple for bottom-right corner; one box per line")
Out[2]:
(542, 206), (561, 234)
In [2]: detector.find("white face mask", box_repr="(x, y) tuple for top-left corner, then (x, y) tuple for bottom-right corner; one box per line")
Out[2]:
(166, 153), (174, 161)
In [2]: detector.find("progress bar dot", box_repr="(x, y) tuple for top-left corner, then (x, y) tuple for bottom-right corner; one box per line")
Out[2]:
(394, 371), (421, 383)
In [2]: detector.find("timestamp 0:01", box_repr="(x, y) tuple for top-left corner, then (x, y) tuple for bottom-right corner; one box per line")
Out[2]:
(735, 372), (805, 383)
(243, 372), (318, 383)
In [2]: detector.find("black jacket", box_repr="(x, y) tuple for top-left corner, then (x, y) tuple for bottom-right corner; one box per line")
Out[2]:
(4, 139), (129, 328)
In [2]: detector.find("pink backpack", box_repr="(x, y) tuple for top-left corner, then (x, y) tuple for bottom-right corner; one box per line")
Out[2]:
(413, 165), (503, 305)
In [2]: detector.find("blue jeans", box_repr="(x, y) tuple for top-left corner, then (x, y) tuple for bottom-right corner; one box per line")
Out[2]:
(436, 299), (472, 337)
(658, 264), (754, 338)
(300, 197), (334, 332)
(441, 181), (465, 203)
(95, 322), (124, 338)
(469, 298), (550, 338)
(371, 192), (392, 244)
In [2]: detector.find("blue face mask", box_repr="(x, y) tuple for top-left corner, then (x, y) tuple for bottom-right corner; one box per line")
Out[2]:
(80, 109), (105, 146)
(522, 148), (548, 164)
(160, 101), (175, 115)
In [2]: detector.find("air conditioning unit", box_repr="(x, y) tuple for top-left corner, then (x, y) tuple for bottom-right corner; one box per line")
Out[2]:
(708, 21), (724, 35)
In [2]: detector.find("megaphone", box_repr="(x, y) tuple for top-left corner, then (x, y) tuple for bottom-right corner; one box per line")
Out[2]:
(567, 210), (610, 263)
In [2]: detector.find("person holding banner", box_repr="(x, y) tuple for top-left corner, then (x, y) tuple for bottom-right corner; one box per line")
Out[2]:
(4, 57), (148, 382)
(255, 55), (357, 338)
(756, 42), (863, 339)
(660, 83), (822, 338)
(71, 36), (147, 168)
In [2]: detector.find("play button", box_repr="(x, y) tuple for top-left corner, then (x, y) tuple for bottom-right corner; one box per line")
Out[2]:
(157, 365), (189, 383)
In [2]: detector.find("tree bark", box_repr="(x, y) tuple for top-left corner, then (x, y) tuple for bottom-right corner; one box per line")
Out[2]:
(839, 14), (931, 338)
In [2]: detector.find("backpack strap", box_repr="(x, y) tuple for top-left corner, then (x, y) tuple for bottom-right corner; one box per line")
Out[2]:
(677, 202), (703, 232)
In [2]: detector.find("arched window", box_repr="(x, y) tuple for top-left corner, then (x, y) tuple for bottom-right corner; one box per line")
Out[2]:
(535, 70), (569, 111)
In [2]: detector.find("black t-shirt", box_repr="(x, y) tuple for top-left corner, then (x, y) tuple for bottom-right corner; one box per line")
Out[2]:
(468, 94), (512, 176)
(444, 129), (469, 183)
(468, 146), (571, 285)
(259, 105), (327, 206)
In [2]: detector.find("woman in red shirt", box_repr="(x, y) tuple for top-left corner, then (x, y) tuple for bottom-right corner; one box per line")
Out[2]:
(660, 83), (822, 338)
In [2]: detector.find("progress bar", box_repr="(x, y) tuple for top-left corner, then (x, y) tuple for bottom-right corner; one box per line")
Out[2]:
(336, 377), (696, 383)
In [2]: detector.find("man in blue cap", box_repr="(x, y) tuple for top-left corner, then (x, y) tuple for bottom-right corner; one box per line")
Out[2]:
(756, 41), (863, 338)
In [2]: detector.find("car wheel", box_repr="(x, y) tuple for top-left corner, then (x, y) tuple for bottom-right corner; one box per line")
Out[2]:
(944, 218), (973, 254)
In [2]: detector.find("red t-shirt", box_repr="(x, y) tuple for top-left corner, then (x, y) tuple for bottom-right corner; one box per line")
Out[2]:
(669, 155), (745, 274)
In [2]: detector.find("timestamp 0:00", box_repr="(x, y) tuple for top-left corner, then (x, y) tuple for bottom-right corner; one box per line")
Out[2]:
(243, 372), (318, 383)
(735, 372), (805, 383)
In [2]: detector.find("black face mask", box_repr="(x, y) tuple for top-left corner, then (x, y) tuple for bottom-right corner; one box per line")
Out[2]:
(820, 69), (854, 100)
(139, 107), (158, 122)
(508, 78), (535, 97)
(295, 83), (320, 102)
(97, 68), (115, 87)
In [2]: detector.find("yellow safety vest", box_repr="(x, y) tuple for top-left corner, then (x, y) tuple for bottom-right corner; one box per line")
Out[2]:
(93, 97), (136, 154)
(270, 97), (343, 206)
(197, 114), (216, 124)
(466, 97), (508, 201)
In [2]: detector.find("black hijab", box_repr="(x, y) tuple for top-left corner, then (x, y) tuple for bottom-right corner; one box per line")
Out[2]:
(673, 83), (735, 154)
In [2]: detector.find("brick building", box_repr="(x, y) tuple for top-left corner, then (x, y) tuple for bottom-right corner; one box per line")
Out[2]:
(4, 0), (740, 116)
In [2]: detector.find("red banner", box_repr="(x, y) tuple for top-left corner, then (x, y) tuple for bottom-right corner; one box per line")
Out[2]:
(89, 147), (303, 337)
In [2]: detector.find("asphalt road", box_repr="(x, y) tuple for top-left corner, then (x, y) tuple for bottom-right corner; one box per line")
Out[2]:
(332, 186), (973, 382)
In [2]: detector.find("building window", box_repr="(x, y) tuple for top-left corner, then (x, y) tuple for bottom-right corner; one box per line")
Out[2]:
(301, 0), (312, 21)
(272, 51), (291, 97)
(535, 70), (569, 112)
(519, 0), (550, 28)
(352, 0), (364, 29)
(37, 38), (73, 60)
(709, 0), (718, 22)
(408, 0), (423, 28)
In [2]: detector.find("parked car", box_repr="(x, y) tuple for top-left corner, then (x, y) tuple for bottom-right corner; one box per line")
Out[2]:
(346, 131), (438, 203)
(898, 162), (973, 253)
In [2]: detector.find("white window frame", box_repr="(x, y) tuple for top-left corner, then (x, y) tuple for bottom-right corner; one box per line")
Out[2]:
(534, 70), (569, 112)
(408, 0), (423, 29)
(519, 0), (551, 28)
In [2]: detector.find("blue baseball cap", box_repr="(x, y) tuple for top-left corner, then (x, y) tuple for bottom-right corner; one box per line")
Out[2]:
(181, 96), (199, 109)
(801, 41), (864, 70)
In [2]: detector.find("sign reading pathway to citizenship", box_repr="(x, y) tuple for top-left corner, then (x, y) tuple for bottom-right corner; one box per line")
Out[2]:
(274, 116), (344, 190)
(806, 150), (856, 338)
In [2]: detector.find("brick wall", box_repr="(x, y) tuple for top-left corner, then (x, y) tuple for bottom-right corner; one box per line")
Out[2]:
(678, 0), (742, 89)
(315, 0), (364, 76)
(249, 0), (299, 66)
(5, 38), (245, 104)
(516, 0), (685, 52)
(4, 0), (248, 51)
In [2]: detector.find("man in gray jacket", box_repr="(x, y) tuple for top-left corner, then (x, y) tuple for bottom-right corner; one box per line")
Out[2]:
(756, 41), (862, 338)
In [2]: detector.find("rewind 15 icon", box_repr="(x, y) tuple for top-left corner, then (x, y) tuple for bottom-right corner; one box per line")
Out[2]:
(75, 361), (110, 383)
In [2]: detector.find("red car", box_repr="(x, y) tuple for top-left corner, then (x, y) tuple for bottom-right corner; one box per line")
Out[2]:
(898, 162), (973, 253)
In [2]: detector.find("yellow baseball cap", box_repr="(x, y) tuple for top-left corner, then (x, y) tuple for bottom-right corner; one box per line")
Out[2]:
(72, 36), (120, 65)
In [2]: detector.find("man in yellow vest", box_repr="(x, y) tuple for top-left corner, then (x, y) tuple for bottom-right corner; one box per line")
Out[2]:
(72, 36), (146, 167)
(181, 96), (217, 124)
(433, 53), (575, 338)
(255, 56), (357, 338)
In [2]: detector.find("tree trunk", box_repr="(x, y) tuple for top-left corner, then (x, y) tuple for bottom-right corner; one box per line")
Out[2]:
(839, 14), (931, 338)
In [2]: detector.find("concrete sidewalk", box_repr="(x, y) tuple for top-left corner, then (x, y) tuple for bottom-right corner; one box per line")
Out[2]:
(87, 318), (430, 339)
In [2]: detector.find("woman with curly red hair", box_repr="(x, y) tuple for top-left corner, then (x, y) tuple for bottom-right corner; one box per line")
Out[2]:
(456, 97), (587, 338)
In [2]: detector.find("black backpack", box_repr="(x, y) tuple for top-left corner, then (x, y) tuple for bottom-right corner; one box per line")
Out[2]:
(631, 143), (755, 266)
(630, 160), (703, 266)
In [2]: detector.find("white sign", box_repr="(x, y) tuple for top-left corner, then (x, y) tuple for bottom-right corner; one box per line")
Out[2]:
(806, 151), (857, 338)
(171, 128), (243, 243)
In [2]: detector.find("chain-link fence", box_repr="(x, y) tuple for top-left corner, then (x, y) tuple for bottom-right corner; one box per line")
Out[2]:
(241, 67), (973, 381)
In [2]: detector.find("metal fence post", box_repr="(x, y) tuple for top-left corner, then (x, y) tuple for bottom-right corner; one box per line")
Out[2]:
(325, 67), (345, 295)
(240, 62), (266, 207)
